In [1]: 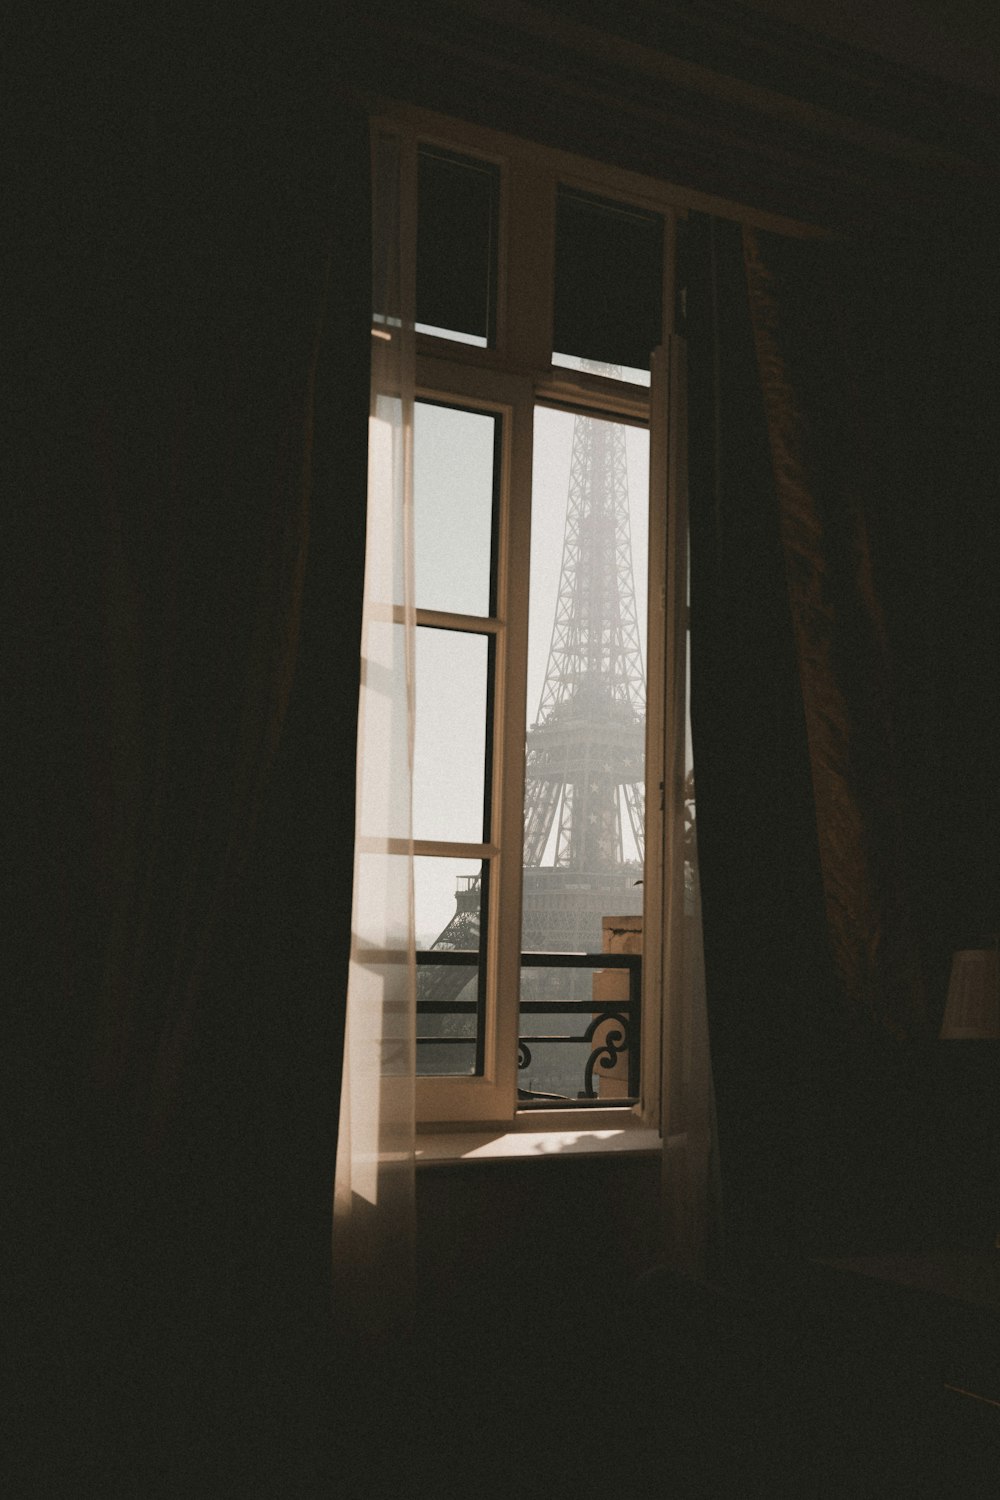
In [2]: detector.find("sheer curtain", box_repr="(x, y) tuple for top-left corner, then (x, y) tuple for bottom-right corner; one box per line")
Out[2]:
(659, 336), (720, 1280)
(333, 131), (417, 1334)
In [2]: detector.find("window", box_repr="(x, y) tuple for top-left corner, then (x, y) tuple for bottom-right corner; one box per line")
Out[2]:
(375, 108), (681, 1131)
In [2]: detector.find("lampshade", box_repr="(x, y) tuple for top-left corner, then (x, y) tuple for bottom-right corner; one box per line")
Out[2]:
(940, 945), (1000, 1039)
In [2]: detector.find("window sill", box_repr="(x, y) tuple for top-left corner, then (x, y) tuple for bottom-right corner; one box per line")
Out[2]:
(415, 1125), (661, 1167)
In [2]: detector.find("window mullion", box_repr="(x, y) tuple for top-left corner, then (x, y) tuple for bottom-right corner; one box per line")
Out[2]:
(488, 385), (535, 1116)
(413, 608), (500, 635)
(504, 155), (555, 373)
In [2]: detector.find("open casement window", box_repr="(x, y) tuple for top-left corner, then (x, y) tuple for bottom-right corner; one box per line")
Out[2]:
(375, 106), (681, 1131)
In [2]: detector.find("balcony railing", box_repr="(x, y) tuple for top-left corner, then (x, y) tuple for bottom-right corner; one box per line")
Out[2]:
(416, 949), (640, 1105)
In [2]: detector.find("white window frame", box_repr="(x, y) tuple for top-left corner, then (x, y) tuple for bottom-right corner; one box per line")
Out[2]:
(378, 105), (679, 1134)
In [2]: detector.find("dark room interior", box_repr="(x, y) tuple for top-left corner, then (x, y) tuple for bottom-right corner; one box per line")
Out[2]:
(12, 3), (1000, 1495)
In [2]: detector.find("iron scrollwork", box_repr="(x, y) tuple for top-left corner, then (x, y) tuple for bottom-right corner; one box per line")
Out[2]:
(581, 1010), (630, 1098)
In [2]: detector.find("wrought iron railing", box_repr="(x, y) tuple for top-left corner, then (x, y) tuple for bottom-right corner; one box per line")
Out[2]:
(416, 949), (640, 1105)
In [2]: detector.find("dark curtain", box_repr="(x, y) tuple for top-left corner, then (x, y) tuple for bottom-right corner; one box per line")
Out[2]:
(687, 216), (948, 1269)
(13, 23), (370, 1493)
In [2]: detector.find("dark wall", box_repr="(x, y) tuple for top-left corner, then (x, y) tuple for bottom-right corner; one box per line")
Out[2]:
(411, 1153), (662, 1490)
(417, 1151), (662, 1311)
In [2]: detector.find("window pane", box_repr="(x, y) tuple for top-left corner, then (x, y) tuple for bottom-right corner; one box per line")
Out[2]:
(553, 186), (662, 378)
(520, 407), (647, 1105)
(413, 627), (491, 844)
(416, 856), (487, 1076)
(414, 402), (497, 617)
(417, 146), (499, 348)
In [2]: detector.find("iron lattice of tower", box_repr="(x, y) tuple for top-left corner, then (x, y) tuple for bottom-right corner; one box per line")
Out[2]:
(424, 367), (645, 986)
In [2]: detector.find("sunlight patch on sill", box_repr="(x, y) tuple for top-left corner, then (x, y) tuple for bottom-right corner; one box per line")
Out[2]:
(415, 1127), (661, 1165)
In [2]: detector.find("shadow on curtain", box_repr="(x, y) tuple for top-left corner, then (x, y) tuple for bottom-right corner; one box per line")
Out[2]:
(13, 36), (371, 1491)
(686, 216), (934, 1270)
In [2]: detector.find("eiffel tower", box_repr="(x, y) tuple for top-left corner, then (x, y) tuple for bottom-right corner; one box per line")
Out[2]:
(521, 378), (645, 954)
(422, 366), (645, 995)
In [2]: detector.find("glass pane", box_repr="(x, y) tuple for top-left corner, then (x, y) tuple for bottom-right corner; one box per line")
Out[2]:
(417, 146), (499, 348)
(414, 402), (497, 617)
(413, 627), (490, 844)
(553, 186), (662, 380)
(415, 856), (487, 1076)
(520, 407), (647, 1105)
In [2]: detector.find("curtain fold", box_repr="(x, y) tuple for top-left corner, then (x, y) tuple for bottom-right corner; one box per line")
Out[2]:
(92, 307), (324, 1138)
(741, 227), (928, 1045)
(687, 216), (931, 1266)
